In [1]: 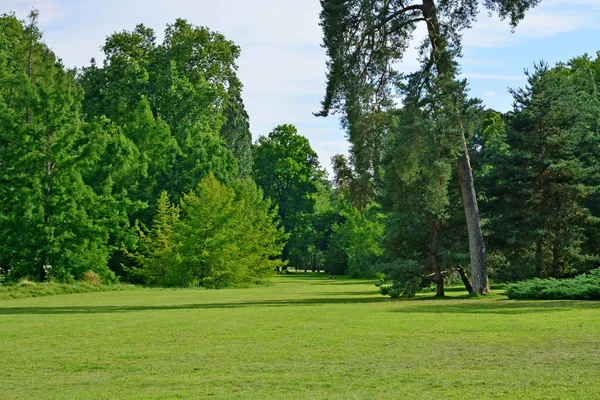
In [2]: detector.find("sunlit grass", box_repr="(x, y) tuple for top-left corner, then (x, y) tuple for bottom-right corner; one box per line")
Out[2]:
(1, 274), (598, 399)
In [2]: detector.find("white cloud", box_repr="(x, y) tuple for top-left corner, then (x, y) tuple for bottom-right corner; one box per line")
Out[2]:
(486, 91), (496, 97)
(464, 2), (600, 48)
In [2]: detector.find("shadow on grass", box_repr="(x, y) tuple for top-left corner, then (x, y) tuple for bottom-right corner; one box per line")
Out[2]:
(313, 291), (381, 296)
(0, 297), (391, 315)
(1, 295), (597, 315)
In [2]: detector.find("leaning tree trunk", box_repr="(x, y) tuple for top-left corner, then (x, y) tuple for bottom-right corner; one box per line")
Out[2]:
(457, 146), (490, 294)
(431, 223), (445, 297)
(422, 0), (490, 294)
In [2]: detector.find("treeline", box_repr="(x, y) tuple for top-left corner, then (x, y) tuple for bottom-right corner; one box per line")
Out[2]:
(0, 11), (381, 287)
(0, 13), (290, 285)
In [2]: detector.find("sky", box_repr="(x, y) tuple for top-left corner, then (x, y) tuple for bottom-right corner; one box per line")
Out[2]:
(3, 0), (600, 174)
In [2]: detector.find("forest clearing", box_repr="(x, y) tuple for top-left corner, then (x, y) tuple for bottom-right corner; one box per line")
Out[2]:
(1, 274), (599, 399)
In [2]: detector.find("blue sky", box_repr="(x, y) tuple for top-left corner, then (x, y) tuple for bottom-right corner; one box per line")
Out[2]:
(4, 0), (600, 173)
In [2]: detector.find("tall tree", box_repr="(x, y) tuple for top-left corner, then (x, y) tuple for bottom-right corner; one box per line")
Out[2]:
(490, 63), (600, 278)
(316, 0), (542, 294)
(252, 124), (323, 268)
(0, 12), (114, 281)
(80, 19), (241, 200)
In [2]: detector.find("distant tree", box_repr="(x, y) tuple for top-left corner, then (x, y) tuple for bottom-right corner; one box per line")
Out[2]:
(125, 191), (184, 286)
(324, 203), (385, 277)
(252, 124), (323, 268)
(379, 101), (475, 297)
(128, 175), (285, 287)
(178, 175), (284, 287)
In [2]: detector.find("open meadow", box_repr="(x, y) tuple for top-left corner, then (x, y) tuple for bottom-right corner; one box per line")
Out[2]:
(1, 274), (599, 399)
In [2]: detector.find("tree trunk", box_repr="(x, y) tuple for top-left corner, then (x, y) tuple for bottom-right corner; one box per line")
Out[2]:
(551, 246), (560, 278)
(41, 133), (53, 282)
(457, 267), (473, 294)
(422, 0), (489, 294)
(456, 152), (489, 294)
(431, 223), (444, 297)
(535, 237), (544, 278)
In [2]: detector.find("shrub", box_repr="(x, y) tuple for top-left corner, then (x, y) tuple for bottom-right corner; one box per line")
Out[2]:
(81, 270), (103, 285)
(506, 269), (600, 300)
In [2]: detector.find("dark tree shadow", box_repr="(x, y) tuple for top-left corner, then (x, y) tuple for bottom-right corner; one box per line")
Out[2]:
(1, 295), (597, 316)
(314, 291), (380, 296)
(0, 297), (392, 315)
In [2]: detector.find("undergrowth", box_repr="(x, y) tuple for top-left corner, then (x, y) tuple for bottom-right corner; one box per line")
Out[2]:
(506, 269), (600, 300)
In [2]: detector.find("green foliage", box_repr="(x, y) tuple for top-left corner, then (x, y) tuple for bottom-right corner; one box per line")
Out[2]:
(179, 175), (284, 287)
(506, 269), (600, 300)
(80, 19), (240, 203)
(129, 175), (285, 287)
(252, 124), (323, 268)
(220, 92), (253, 178)
(324, 203), (385, 277)
(125, 191), (184, 286)
(376, 260), (425, 298)
(0, 12), (115, 282)
(484, 61), (600, 279)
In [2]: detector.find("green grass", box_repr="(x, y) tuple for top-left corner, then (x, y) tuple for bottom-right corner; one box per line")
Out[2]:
(1, 274), (598, 399)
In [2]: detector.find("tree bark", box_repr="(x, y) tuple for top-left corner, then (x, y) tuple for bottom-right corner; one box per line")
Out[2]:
(535, 237), (544, 278)
(551, 246), (560, 279)
(431, 223), (444, 297)
(457, 267), (473, 294)
(457, 150), (489, 294)
(421, 0), (490, 294)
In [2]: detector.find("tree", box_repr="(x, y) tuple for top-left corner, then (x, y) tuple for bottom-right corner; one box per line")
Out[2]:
(178, 175), (284, 287)
(124, 191), (184, 286)
(316, 0), (543, 294)
(489, 63), (600, 279)
(379, 101), (476, 297)
(220, 91), (253, 178)
(252, 124), (323, 268)
(80, 19), (241, 200)
(0, 12), (114, 281)
(128, 175), (285, 287)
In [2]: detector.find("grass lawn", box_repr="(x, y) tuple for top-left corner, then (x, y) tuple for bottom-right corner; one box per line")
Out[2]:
(1, 274), (599, 399)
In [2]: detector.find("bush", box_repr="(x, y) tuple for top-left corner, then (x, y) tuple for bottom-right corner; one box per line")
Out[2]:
(506, 269), (600, 300)
(82, 270), (103, 285)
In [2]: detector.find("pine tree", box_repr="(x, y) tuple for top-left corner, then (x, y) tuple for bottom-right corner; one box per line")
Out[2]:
(0, 12), (113, 281)
(492, 63), (600, 278)
(125, 191), (184, 286)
